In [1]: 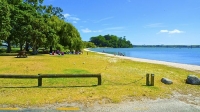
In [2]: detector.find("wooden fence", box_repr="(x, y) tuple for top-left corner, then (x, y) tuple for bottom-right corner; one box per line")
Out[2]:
(0, 74), (101, 87)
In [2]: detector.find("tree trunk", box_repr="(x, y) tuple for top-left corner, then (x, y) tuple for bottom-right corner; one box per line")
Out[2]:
(20, 43), (23, 51)
(6, 40), (11, 53)
(32, 45), (37, 55)
(50, 46), (52, 53)
(25, 42), (29, 52)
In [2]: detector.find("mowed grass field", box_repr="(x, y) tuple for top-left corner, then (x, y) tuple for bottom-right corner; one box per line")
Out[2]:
(0, 50), (199, 107)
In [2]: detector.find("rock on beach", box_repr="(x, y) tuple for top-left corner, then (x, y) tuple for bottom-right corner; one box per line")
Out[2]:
(186, 75), (200, 85)
(161, 78), (173, 84)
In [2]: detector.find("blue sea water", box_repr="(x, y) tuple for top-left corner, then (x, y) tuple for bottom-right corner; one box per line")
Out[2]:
(89, 47), (200, 66)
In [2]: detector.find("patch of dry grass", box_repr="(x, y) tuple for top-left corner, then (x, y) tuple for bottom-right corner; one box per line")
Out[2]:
(0, 51), (199, 107)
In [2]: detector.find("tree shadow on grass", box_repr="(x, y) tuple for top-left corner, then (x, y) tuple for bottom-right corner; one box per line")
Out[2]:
(0, 85), (98, 88)
(0, 53), (18, 56)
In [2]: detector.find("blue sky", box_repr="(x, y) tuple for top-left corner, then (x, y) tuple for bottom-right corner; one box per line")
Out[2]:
(43, 0), (200, 45)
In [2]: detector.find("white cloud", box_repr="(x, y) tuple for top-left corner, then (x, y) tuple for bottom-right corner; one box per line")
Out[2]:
(81, 28), (102, 33)
(64, 13), (80, 23)
(160, 30), (169, 33)
(93, 30), (102, 33)
(145, 23), (165, 28)
(169, 29), (183, 34)
(158, 29), (184, 34)
(82, 28), (92, 33)
(73, 21), (77, 23)
(64, 13), (70, 18)
(81, 26), (125, 33)
(70, 17), (80, 21)
(94, 17), (114, 23)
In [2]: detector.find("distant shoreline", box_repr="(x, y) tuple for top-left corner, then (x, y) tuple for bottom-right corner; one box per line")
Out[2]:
(85, 48), (200, 72)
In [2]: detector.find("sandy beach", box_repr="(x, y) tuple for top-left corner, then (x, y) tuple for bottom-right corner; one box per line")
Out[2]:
(85, 49), (200, 72)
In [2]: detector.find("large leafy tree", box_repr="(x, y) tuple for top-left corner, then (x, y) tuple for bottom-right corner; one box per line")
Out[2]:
(6, 0), (40, 52)
(43, 16), (60, 53)
(3, 0), (23, 52)
(11, 2), (35, 51)
(58, 22), (82, 51)
(29, 15), (47, 54)
(0, 0), (11, 45)
(0, 0), (84, 54)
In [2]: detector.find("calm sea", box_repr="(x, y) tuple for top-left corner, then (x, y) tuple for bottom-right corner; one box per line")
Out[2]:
(89, 47), (200, 66)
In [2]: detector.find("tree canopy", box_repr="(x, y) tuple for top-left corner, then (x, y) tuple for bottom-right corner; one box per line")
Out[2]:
(90, 34), (133, 48)
(0, 0), (83, 54)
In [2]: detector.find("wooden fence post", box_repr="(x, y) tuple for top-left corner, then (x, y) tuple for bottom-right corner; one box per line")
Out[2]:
(98, 74), (102, 85)
(151, 74), (154, 86)
(38, 74), (42, 87)
(146, 73), (150, 86)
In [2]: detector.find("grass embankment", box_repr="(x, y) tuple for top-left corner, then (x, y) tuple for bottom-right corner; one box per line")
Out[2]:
(0, 51), (199, 107)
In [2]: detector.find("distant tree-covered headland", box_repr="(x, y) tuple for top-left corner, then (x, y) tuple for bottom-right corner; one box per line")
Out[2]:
(0, 0), (83, 54)
(90, 34), (133, 48)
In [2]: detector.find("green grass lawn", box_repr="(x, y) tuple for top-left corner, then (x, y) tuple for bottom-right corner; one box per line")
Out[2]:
(0, 51), (199, 107)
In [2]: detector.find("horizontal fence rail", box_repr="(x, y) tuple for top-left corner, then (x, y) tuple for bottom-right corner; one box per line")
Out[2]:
(0, 75), (39, 79)
(0, 74), (102, 87)
(39, 74), (101, 78)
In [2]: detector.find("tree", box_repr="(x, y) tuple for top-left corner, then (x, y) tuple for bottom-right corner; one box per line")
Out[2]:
(24, 0), (44, 8)
(0, 0), (83, 54)
(0, 0), (11, 47)
(44, 16), (61, 52)
(29, 16), (47, 54)
(58, 22), (82, 51)
(90, 34), (133, 48)
(83, 41), (96, 48)
(6, 1), (41, 53)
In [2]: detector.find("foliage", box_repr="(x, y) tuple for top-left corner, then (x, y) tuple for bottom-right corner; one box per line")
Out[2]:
(0, 0), (83, 54)
(55, 43), (64, 51)
(83, 41), (96, 48)
(58, 22), (82, 51)
(0, 0), (11, 41)
(90, 34), (133, 48)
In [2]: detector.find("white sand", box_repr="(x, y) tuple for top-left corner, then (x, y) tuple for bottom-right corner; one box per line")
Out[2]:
(85, 49), (200, 72)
